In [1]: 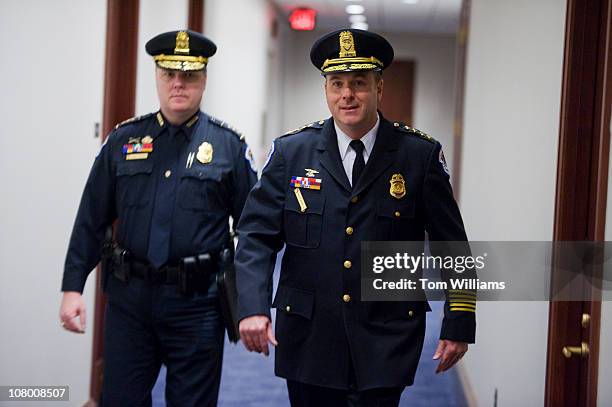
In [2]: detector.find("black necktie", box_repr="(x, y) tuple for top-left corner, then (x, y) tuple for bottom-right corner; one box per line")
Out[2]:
(147, 127), (184, 268)
(350, 139), (365, 187)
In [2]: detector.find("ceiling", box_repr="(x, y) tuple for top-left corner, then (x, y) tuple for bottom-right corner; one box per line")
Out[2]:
(274, 0), (462, 35)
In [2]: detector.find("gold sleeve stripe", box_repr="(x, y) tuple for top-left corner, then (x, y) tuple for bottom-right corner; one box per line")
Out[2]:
(450, 307), (476, 312)
(450, 302), (476, 309)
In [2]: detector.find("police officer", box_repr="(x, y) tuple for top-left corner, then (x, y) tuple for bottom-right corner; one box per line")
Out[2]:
(235, 29), (476, 406)
(59, 30), (257, 406)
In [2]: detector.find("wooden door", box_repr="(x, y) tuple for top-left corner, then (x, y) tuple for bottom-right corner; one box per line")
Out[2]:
(545, 0), (612, 406)
(378, 59), (415, 125)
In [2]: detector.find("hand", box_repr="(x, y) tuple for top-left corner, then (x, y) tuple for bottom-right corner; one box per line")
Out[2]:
(239, 315), (278, 356)
(59, 291), (86, 334)
(433, 339), (468, 374)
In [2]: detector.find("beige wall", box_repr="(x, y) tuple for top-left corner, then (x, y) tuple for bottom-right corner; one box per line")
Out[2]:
(0, 0), (107, 404)
(204, 0), (272, 167)
(459, 0), (566, 405)
(600, 115), (612, 406)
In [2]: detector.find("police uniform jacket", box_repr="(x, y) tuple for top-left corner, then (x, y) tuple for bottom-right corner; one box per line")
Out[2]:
(63, 111), (257, 292)
(235, 114), (475, 390)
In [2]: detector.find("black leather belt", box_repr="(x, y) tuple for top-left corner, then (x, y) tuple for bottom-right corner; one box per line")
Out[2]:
(109, 247), (218, 294)
(128, 260), (182, 284)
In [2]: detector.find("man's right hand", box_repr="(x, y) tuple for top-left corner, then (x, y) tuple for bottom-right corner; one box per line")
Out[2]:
(59, 291), (86, 334)
(239, 315), (278, 356)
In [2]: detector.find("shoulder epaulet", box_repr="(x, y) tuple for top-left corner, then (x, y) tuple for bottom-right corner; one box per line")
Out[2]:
(208, 115), (245, 141)
(282, 119), (326, 137)
(392, 122), (436, 143)
(114, 112), (155, 130)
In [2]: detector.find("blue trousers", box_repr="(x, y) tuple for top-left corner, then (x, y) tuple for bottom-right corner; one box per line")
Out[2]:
(101, 274), (224, 406)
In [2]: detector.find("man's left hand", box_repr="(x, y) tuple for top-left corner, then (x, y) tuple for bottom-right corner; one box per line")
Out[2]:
(433, 340), (468, 374)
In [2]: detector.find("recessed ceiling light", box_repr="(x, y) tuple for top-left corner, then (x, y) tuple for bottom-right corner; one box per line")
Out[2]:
(344, 0), (362, 2)
(402, 0), (419, 4)
(351, 22), (369, 30)
(346, 4), (365, 14)
(349, 14), (367, 23)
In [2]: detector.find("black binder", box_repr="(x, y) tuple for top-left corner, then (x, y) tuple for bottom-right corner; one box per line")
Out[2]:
(217, 248), (240, 343)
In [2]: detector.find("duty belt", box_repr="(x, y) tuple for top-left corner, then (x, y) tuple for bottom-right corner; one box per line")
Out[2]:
(109, 247), (218, 294)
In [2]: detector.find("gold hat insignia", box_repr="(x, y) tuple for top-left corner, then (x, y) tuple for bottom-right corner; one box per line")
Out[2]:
(389, 174), (406, 199)
(196, 141), (213, 164)
(339, 31), (356, 58)
(175, 31), (190, 55)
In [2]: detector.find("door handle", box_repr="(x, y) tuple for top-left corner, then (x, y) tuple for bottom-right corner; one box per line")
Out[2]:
(562, 342), (589, 359)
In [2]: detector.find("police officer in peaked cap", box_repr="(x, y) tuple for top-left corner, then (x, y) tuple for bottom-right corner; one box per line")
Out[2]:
(59, 30), (257, 406)
(235, 29), (476, 406)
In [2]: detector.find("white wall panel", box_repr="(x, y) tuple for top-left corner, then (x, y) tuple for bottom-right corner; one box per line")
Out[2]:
(459, 1), (566, 405)
(0, 1), (107, 404)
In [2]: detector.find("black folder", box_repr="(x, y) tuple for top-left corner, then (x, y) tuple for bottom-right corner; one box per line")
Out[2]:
(217, 248), (240, 343)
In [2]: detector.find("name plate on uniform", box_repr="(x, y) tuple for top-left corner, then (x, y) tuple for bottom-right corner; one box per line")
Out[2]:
(126, 153), (149, 160)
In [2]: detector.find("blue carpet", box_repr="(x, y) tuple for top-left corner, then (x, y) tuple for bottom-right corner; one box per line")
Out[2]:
(152, 252), (467, 406)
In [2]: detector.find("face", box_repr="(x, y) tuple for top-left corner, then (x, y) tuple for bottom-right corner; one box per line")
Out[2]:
(324, 71), (383, 138)
(155, 67), (207, 118)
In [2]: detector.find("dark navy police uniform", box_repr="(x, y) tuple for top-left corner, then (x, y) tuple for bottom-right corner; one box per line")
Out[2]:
(235, 28), (475, 407)
(62, 30), (257, 407)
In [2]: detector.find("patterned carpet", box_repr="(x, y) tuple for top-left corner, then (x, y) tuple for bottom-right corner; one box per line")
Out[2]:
(152, 299), (466, 407)
(152, 251), (467, 406)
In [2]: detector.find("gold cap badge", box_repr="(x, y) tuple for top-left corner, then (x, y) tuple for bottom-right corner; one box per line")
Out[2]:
(389, 174), (406, 199)
(175, 31), (190, 54)
(196, 142), (213, 164)
(319, 30), (385, 73)
(339, 31), (357, 58)
(147, 30), (215, 72)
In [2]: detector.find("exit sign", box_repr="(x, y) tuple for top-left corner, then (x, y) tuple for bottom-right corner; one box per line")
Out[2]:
(289, 8), (317, 31)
